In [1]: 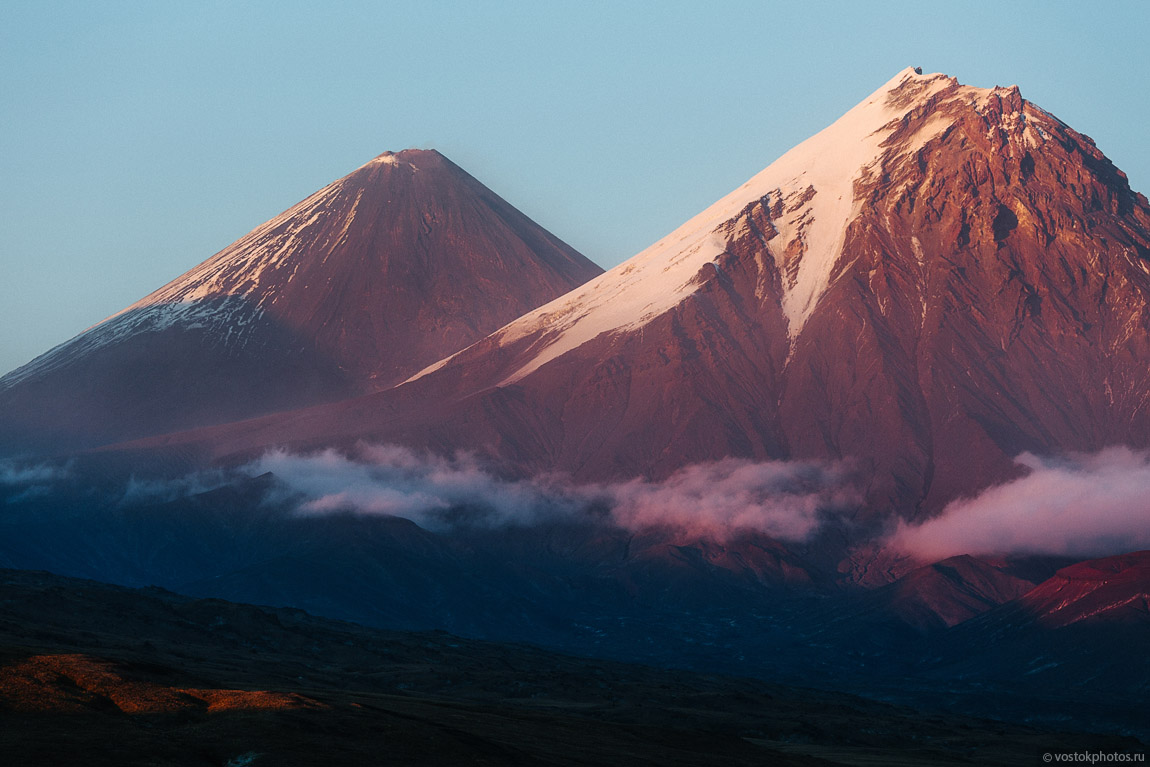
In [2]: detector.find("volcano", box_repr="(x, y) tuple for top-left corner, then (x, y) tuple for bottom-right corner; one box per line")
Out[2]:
(0, 149), (601, 454)
(144, 68), (1150, 524)
(3, 68), (1147, 756)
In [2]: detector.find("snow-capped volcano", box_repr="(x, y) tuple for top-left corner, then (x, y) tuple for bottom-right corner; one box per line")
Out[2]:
(0, 149), (601, 453)
(155, 67), (1150, 525)
(416, 67), (1068, 383)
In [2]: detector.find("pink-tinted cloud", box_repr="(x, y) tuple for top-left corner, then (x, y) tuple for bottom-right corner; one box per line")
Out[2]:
(891, 447), (1150, 559)
(601, 459), (859, 540)
(245, 445), (859, 541)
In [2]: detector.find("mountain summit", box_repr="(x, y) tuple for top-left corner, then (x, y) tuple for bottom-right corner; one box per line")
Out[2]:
(166, 68), (1150, 523)
(0, 149), (601, 454)
(102, 149), (600, 389)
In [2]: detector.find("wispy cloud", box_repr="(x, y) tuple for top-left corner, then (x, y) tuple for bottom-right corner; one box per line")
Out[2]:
(244, 444), (859, 540)
(11, 445), (1147, 560)
(118, 470), (232, 505)
(891, 447), (1150, 559)
(247, 446), (579, 529)
(0, 459), (70, 486)
(0, 459), (71, 503)
(602, 459), (859, 539)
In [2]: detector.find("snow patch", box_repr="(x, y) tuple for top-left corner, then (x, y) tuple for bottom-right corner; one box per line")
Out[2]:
(0, 296), (264, 389)
(0, 168), (361, 388)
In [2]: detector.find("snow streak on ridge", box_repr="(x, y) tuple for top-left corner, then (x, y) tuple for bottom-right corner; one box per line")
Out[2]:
(0, 153), (413, 390)
(411, 68), (1018, 386)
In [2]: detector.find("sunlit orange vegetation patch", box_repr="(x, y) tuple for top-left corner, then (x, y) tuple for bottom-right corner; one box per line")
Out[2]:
(191, 688), (320, 713)
(0, 654), (324, 714)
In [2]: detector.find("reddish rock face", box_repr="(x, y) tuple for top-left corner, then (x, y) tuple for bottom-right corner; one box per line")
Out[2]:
(794, 81), (1150, 520)
(0, 149), (601, 453)
(158, 70), (1150, 526)
(1014, 551), (1150, 628)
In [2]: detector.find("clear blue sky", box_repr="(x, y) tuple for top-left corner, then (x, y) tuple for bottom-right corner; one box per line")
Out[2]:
(2, 0), (1148, 376)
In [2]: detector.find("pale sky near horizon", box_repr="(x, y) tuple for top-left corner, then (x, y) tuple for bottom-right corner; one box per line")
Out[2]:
(2, 0), (1148, 376)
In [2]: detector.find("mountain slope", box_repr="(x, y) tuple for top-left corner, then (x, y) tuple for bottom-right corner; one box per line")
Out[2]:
(0, 149), (601, 454)
(154, 68), (1150, 523)
(1009, 550), (1150, 628)
(912, 552), (1150, 736)
(845, 554), (1038, 633)
(8, 567), (1130, 767)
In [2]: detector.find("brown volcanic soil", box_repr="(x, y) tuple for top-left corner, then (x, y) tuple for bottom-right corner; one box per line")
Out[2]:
(0, 568), (1140, 766)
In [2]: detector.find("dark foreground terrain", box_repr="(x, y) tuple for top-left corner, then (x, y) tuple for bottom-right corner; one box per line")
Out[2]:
(0, 568), (1142, 766)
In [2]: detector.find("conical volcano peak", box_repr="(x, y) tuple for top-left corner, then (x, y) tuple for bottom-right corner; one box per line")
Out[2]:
(357, 148), (447, 172)
(393, 147), (445, 161)
(359, 151), (414, 169)
(0, 144), (601, 451)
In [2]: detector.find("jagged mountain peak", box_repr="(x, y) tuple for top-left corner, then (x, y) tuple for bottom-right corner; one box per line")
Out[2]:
(413, 68), (1053, 385)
